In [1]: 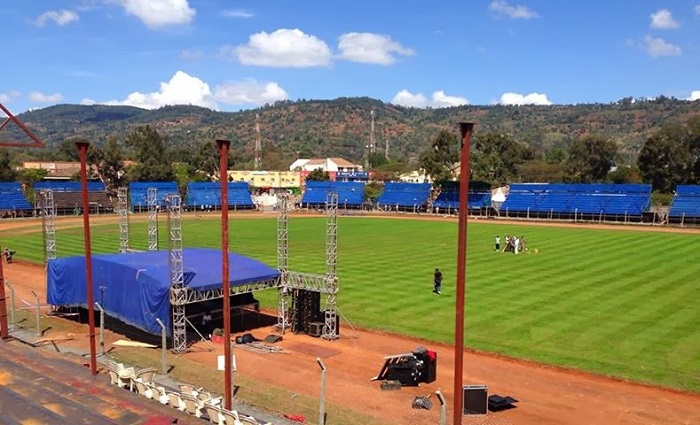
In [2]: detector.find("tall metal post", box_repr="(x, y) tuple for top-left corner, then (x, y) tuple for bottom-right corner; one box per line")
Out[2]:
(317, 358), (327, 425)
(322, 192), (339, 340)
(41, 190), (57, 261)
(436, 390), (447, 425)
(155, 318), (167, 374)
(0, 257), (8, 339)
(217, 139), (233, 410)
(167, 195), (186, 353)
(4, 281), (14, 330)
(30, 290), (40, 336)
(117, 187), (129, 253)
(453, 123), (474, 425)
(76, 140), (98, 375)
(95, 302), (105, 356)
(276, 192), (291, 332)
(147, 188), (158, 251)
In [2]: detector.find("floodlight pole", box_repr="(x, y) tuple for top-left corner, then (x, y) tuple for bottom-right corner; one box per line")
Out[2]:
(453, 123), (474, 425)
(217, 139), (232, 410)
(76, 140), (98, 376)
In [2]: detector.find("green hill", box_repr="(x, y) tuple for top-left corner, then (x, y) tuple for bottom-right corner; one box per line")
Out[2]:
(7, 96), (700, 164)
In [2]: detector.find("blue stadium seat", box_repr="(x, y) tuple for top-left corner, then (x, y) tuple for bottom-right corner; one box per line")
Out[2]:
(301, 181), (364, 206)
(501, 184), (652, 217)
(34, 181), (105, 192)
(377, 182), (431, 208)
(0, 182), (32, 210)
(128, 182), (179, 210)
(432, 183), (491, 211)
(186, 182), (255, 208)
(669, 185), (700, 218)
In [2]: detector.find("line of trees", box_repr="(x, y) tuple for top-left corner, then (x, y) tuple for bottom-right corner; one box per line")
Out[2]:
(419, 115), (700, 193)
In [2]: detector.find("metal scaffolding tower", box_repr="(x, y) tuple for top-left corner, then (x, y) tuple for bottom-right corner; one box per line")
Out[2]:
(117, 187), (129, 253)
(147, 187), (158, 251)
(276, 192), (292, 332)
(40, 190), (57, 262)
(167, 194), (187, 353)
(322, 192), (339, 340)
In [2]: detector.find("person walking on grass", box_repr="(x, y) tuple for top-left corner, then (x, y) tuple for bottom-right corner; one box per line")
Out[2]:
(494, 236), (501, 252)
(433, 268), (443, 295)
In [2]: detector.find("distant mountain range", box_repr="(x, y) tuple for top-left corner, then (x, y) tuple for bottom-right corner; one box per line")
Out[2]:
(6, 96), (700, 165)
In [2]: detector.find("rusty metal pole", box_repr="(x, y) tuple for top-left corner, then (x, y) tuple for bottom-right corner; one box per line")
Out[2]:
(453, 123), (474, 425)
(76, 141), (98, 375)
(217, 139), (232, 410)
(0, 251), (8, 339)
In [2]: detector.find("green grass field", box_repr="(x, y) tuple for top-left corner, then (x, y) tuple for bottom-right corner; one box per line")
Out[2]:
(2, 216), (699, 392)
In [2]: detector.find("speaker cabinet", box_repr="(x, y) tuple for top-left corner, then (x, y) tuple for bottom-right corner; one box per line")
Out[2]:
(463, 385), (488, 415)
(308, 322), (324, 337)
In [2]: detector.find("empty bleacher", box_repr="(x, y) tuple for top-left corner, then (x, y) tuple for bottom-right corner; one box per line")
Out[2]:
(0, 182), (32, 215)
(668, 185), (700, 225)
(432, 181), (491, 213)
(500, 183), (652, 221)
(34, 181), (112, 214)
(128, 181), (179, 212)
(376, 182), (431, 210)
(186, 181), (255, 210)
(301, 181), (365, 207)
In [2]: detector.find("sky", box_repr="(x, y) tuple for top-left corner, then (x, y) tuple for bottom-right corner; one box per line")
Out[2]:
(1, 0), (699, 113)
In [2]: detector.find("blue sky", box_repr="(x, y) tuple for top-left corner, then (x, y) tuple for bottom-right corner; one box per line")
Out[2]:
(1, 0), (699, 112)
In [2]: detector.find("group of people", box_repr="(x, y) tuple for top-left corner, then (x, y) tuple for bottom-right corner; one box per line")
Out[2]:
(495, 235), (527, 254)
(3, 247), (15, 263)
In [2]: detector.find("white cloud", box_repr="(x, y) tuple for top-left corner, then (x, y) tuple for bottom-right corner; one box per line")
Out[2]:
(80, 98), (97, 105)
(391, 89), (468, 108)
(687, 90), (700, 101)
(103, 71), (287, 109)
(489, 0), (539, 19)
(35, 9), (79, 27)
(337, 32), (414, 65)
(0, 90), (21, 103)
(644, 35), (682, 58)
(29, 91), (64, 103)
(499, 92), (551, 105)
(222, 9), (254, 18)
(232, 29), (332, 67)
(111, 0), (195, 29)
(650, 9), (679, 29)
(213, 81), (288, 105)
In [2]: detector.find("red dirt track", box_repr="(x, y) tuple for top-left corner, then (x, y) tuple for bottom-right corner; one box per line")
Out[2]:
(2, 213), (700, 424)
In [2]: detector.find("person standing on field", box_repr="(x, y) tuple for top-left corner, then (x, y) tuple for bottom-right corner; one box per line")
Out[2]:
(433, 268), (443, 295)
(494, 236), (501, 252)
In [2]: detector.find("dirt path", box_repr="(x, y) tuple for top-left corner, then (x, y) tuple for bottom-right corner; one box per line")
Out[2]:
(3, 261), (699, 425)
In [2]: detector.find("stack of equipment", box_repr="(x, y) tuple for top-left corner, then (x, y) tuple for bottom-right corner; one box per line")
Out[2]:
(372, 346), (438, 387)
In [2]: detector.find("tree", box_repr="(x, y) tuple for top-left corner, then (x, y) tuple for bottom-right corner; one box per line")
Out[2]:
(607, 166), (641, 184)
(565, 135), (618, 183)
(0, 148), (18, 181)
(306, 168), (330, 181)
(637, 123), (693, 192)
(472, 132), (524, 185)
(517, 160), (565, 183)
(88, 135), (125, 194)
(545, 147), (567, 164)
(124, 126), (175, 181)
(57, 140), (81, 162)
(418, 130), (459, 183)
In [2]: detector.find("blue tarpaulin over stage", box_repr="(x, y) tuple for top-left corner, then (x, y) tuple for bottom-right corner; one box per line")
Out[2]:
(47, 248), (280, 336)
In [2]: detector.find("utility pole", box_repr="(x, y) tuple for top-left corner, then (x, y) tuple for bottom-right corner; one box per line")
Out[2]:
(254, 114), (262, 170)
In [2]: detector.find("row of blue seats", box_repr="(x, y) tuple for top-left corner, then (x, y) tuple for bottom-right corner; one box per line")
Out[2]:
(34, 181), (106, 192)
(502, 193), (651, 215)
(509, 183), (651, 194)
(185, 182), (254, 207)
(376, 182), (431, 207)
(433, 193), (491, 210)
(669, 185), (700, 217)
(301, 181), (364, 206)
(0, 183), (32, 210)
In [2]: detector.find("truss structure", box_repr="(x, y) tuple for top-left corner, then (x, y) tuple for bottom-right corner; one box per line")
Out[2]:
(322, 192), (339, 340)
(167, 194), (187, 353)
(147, 188), (158, 251)
(0, 103), (45, 148)
(117, 187), (129, 253)
(276, 192), (292, 332)
(40, 190), (57, 262)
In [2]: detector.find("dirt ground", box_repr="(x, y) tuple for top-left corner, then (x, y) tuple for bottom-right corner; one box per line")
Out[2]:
(1, 213), (700, 424)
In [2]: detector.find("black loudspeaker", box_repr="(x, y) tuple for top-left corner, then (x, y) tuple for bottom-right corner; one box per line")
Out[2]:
(308, 322), (324, 337)
(413, 349), (437, 383)
(463, 385), (488, 415)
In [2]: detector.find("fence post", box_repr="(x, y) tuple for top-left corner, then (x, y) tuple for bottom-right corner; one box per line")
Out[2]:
(574, 208), (578, 223)
(681, 213), (685, 227)
(527, 207), (530, 220)
(30, 290), (40, 336)
(317, 357), (327, 425)
(435, 390), (447, 425)
(5, 281), (15, 330)
(155, 318), (167, 374)
(95, 302), (105, 356)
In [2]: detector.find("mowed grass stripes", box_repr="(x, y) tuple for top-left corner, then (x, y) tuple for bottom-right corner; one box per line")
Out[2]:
(2, 217), (699, 392)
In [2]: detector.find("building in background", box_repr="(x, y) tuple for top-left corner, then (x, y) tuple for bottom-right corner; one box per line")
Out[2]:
(227, 170), (301, 192)
(289, 157), (362, 187)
